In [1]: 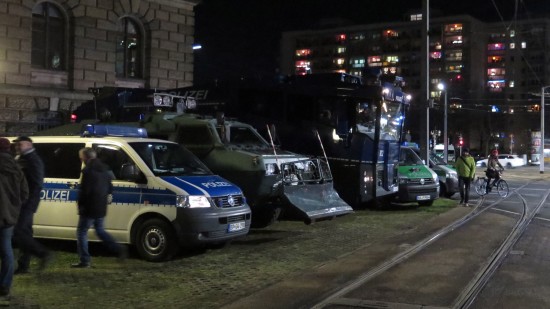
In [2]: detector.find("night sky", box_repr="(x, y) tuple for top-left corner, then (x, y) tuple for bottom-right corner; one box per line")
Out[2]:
(193, 0), (549, 84)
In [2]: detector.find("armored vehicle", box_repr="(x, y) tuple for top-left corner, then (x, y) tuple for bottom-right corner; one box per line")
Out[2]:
(141, 112), (353, 227)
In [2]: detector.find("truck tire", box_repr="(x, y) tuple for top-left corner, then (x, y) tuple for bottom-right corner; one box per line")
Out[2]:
(136, 218), (178, 262)
(251, 207), (282, 228)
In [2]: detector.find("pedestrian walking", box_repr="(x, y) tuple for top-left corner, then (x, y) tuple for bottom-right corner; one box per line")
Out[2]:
(12, 136), (51, 274)
(454, 148), (476, 206)
(0, 137), (28, 299)
(72, 147), (126, 268)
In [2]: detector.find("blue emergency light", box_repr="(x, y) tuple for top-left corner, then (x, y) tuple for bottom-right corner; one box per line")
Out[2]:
(82, 124), (148, 138)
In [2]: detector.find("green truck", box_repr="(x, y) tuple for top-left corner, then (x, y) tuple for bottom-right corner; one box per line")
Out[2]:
(141, 112), (353, 227)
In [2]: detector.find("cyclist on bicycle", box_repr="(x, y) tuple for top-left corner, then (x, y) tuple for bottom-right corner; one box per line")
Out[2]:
(486, 149), (504, 193)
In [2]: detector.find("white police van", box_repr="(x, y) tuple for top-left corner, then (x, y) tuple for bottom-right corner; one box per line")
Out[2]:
(19, 124), (251, 262)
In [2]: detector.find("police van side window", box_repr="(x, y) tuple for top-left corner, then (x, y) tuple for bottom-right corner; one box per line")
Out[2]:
(93, 144), (134, 180)
(35, 143), (84, 179)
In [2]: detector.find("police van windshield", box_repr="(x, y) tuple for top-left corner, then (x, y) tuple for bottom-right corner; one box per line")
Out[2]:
(400, 148), (424, 166)
(130, 142), (212, 176)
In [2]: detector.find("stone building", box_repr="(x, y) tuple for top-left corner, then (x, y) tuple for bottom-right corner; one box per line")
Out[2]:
(0, 0), (200, 135)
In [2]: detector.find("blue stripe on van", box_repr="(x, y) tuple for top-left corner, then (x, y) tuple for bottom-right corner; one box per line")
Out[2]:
(161, 176), (242, 197)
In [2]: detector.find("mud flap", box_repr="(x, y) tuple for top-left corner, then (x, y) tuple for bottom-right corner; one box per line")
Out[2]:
(282, 182), (353, 223)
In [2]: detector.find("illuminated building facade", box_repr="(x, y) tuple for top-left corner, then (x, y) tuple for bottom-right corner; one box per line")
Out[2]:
(280, 14), (550, 154)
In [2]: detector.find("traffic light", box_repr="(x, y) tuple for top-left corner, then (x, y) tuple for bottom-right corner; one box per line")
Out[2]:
(458, 136), (464, 147)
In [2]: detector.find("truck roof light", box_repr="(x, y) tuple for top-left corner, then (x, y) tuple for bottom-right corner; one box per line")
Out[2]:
(81, 124), (148, 138)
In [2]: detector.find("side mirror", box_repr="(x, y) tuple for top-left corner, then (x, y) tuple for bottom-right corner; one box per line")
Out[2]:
(120, 163), (145, 183)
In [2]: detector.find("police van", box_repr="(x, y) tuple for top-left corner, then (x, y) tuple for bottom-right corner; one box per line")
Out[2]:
(21, 124), (251, 262)
(396, 146), (440, 206)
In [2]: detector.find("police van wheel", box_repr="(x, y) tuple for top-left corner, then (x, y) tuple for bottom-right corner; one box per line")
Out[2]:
(136, 218), (177, 262)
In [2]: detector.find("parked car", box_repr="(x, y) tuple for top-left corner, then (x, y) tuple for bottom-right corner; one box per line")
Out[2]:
(429, 152), (459, 198)
(476, 154), (525, 169)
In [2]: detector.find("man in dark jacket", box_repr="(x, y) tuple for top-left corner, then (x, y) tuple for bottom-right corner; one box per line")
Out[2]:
(13, 136), (51, 274)
(0, 137), (28, 298)
(72, 147), (125, 268)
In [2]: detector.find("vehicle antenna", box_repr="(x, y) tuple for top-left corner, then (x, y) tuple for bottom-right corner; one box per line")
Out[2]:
(266, 124), (279, 168)
(315, 130), (332, 176)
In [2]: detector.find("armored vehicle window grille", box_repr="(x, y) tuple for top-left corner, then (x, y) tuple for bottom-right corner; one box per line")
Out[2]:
(281, 158), (332, 185)
(214, 195), (245, 208)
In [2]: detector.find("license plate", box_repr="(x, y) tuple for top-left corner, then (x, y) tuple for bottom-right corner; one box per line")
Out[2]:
(416, 195), (431, 201)
(228, 221), (246, 232)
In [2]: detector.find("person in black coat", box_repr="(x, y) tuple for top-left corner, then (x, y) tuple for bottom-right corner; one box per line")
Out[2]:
(12, 136), (51, 274)
(72, 147), (125, 268)
(0, 137), (28, 298)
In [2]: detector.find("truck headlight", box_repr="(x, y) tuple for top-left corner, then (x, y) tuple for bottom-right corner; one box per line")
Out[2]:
(176, 195), (211, 208)
(265, 163), (279, 175)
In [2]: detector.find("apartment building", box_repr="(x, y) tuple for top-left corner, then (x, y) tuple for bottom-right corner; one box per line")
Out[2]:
(0, 0), (199, 135)
(280, 14), (549, 154)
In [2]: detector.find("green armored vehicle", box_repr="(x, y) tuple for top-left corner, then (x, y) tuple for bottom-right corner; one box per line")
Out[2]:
(142, 112), (353, 227)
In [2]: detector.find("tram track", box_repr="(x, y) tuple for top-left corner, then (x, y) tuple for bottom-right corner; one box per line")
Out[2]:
(311, 181), (550, 309)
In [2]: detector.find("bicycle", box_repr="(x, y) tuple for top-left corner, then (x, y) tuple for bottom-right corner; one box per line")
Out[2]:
(474, 170), (509, 197)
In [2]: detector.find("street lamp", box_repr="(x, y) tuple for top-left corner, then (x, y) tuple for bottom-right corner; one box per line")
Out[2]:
(541, 86), (550, 173)
(438, 83), (448, 163)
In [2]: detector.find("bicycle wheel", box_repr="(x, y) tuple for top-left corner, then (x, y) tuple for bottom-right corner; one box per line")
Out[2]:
(496, 179), (509, 197)
(474, 177), (487, 196)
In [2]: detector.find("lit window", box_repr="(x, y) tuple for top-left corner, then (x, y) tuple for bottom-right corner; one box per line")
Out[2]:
(368, 56), (381, 64)
(295, 61), (311, 75)
(296, 49), (311, 57)
(488, 43), (505, 51)
(445, 23), (463, 33)
(509, 81), (515, 87)
(383, 29), (399, 38)
(435, 42), (442, 50)
(446, 64), (463, 73)
(488, 80), (505, 92)
(335, 58), (345, 65)
(510, 43), (515, 49)
(350, 33), (365, 40)
(430, 51), (442, 59)
(351, 58), (365, 68)
(410, 14), (422, 21)
(32, 2), (66, 70)
(116, 18), (142, 78)
(337, 47), (346, 54)
(386, 56), (399, 63)
(510, 30), (515, 37)
(447, 50), (463, 61)
(337, 34), (346, 42)
(521, 42), (527, 49)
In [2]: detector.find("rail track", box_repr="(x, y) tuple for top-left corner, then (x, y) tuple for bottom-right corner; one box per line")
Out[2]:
(312, 179), (550, 309)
